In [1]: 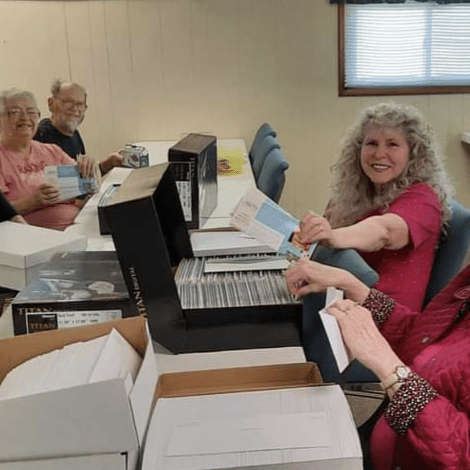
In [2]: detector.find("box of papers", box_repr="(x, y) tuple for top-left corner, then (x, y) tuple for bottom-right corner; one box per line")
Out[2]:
(0, 316), (158, 470)
(104, 163), (193, 352)
(0, 222), (87, 291)
(104, 164), (302, 353)
(142, 363), (362, 470)
(168, 133), (217, 229)
(11, 251), (134, 335)
(175, 256), (302, 353)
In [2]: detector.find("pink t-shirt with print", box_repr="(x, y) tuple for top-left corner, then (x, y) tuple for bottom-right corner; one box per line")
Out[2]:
(0, 141), (80, 230)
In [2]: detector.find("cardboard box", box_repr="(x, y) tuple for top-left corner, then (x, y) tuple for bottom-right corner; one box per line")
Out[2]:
(11, 251), (134, 335)
(0, 454), (126, 470)
(168, 133), (218, 229)
(0, 316), (158, 470)
(142, 363), (362, 470)
(104, 163), (302, 354)
(0, 221), (87, 291)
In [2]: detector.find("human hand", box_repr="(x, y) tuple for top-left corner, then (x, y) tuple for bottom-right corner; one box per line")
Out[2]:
(77, 155), (99, 180)
(34, 183), (61, 207)
(104, 152), (124, 168)
(99, 152), (124, 175)
(285, 258), (348, 298)
(292, 211), (336, 248)
(326, 299), (402, 380)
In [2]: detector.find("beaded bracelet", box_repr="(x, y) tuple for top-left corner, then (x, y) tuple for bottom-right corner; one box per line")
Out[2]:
(384, 372), (437, 435)
(361, 288), (395, 326)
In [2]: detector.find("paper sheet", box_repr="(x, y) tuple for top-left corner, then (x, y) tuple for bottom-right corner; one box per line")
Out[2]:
(45, 164), (99, 201)
(318, 287), (354, 372)
(230, 187), (317, 260)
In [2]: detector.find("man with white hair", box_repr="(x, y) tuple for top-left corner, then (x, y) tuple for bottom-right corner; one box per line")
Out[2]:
(34, 79), (122, 175)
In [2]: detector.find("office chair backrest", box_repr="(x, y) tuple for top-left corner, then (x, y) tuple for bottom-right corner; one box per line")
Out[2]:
(249, 123), (277, 164)
(251, 134), (281, 181)
(256, 147), (289, 203)
(423, 198), (470, 306)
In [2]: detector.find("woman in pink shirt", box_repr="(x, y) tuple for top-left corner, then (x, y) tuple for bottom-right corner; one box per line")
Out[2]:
(289, 103), (453, 381)
(291, 265), (470, 470)
(293, 102), (453, 312)
(0, 88), (98, 230)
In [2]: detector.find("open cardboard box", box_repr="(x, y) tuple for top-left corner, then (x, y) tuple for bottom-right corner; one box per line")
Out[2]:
(0, 315), (157, 470)
(0, 221), (87, 291)
(142, 363), (362, 470)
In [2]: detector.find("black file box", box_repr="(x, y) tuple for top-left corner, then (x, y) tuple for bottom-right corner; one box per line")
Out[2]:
(168, 133), (218, 229)
(104, 163), (301, 353)
(11, 251), (133, 335)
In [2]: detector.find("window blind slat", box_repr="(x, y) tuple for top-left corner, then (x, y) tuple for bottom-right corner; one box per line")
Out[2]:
(345, 2), (470, 88)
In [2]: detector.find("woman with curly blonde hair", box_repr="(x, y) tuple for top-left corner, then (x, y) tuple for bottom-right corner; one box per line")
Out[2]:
(292, 101), (453, 312)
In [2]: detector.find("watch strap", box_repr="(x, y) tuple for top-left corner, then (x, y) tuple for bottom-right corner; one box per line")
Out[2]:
(380, 365), (410, 390)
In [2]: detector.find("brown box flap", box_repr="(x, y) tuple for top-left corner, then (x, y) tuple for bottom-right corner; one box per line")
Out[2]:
(155, 362), (323, 400)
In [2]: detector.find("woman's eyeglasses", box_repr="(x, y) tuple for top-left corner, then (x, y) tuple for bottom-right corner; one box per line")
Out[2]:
(4, 108), (41, 119)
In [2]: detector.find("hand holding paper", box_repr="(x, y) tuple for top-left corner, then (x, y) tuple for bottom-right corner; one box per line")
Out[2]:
(230, 188), (317, 260)
(318, 287), (354, 373)
(45, 161), (100, 201)
(325, 295), (402, 379)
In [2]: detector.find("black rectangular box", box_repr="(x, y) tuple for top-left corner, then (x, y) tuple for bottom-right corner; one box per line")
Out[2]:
(12, 251), (134, 335)
(104, 163), (301, 353)
(97, 183), (120, 235)
(168, 133), (217, 229)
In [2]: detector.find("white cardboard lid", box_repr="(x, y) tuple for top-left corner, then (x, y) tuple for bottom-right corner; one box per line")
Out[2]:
(0, 222), (87, 269)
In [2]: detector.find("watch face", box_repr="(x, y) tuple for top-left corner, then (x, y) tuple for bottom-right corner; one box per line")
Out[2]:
(396, 366), (409, 379)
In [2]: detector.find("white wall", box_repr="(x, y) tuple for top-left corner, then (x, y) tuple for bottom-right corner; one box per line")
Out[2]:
(2, 0), (470, 217)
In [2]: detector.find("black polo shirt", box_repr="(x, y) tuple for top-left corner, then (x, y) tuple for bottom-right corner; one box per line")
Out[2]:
(34, 118), (86, 160)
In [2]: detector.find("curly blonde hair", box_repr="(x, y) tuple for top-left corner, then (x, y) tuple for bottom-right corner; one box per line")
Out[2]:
(326, 102), (453, 229)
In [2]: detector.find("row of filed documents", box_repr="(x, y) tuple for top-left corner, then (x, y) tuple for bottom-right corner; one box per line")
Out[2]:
(174, 255), (299, 309)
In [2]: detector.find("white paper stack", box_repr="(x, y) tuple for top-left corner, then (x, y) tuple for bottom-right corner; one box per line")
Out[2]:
(45, 163), (100, 201)
(0, 328), (142, 401)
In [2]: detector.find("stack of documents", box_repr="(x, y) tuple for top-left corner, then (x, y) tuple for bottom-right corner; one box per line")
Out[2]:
(0, 328), (142, 400)
(175, 255), (298, 310)
(230, 188), (317, 260)
(45, 163), (100, 201)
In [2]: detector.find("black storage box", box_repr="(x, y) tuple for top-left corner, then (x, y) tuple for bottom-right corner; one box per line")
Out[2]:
(104, 163), (302, 353)
(97, 183), (120, 235)
(12, 251), (134, 335)
(168, 133), (217, 229)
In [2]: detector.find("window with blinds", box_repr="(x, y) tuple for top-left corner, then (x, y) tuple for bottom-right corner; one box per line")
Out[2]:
(339, 2), (470, 96)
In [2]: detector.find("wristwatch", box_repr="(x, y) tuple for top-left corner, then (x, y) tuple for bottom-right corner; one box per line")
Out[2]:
(380, 365), (411, 391)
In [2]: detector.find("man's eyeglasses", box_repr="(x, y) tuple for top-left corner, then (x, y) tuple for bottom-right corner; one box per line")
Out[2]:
(58, 98), (88, 111)
(4, 108), (41, 119)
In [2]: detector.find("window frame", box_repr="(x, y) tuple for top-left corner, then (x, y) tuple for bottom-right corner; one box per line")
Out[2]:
(338, 3), (470, 97)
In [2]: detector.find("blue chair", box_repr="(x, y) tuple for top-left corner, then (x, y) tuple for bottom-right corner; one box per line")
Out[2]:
(256, 147), (289, 203)
(250, 134), (280, 181)
(249, 123), (277, 165)
(423, 199), (470, 306)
